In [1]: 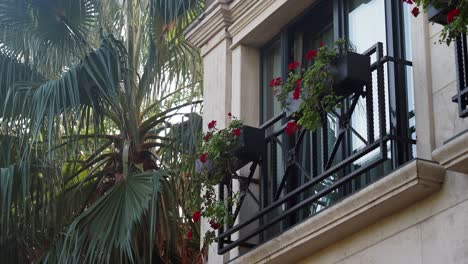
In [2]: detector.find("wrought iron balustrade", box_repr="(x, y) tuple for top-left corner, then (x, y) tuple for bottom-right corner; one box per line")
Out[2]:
(453, 33), (468, 118)
(216, 42), (415, 255)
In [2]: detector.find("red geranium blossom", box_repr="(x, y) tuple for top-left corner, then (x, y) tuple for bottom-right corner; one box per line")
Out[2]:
(208, 120), (217, 129)
(288, 61), (301, 70)
(203, 133), (212, 141)
(296, 78), (302, 87)
(320, 41), (325, 47)
(402, 0), (413, 4)
(411, 6), (420, 17)
(269, 77), (282, 87)
(209, 220), (221, 230)
(192, 210), (202, 223)
(187, 229), (193, 241)
(285, 121), (300, 136)
(293, 86), (301, 100)
(232, 128), (241, 137)
(447, 8), (460, 23)
(274, 77), (282, 86)
(199, 153), (207, 163)
(305, 49), (317, 61)
(228, 112), (232, 118)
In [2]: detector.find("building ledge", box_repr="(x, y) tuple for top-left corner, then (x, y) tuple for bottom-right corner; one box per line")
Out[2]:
(432, 130), (468, 174)
(229, 159), (445, 264)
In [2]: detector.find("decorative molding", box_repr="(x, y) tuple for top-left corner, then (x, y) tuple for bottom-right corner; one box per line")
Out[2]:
(433, 130), (468, 174)
(185, 1), (233, 50)
(228, 160), (445, 264)
(186, 0), (316, 51)
(227, 0), (275, 39)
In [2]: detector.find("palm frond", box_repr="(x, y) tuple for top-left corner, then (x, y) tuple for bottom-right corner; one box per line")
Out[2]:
(48, 170), (165, 264)
(0, 0), (99, 76)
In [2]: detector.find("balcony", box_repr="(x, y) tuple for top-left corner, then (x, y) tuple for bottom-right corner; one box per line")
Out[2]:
(212, 43), (445, 260)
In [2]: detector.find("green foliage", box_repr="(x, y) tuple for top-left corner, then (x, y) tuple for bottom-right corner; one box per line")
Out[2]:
(198, 117), (243, 184)
(0, 0), (206, 263)
(413, 0), (468, 45)
(299, 41), (344, 131)
(193, 115), (244, 246)
(274, 39), (348, 132)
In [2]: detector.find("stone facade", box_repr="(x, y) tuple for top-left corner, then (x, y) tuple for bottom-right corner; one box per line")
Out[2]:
(186, 0), (468, 263)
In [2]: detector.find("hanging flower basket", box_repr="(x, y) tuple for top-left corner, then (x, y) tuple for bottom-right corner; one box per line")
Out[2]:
(196, 116), (264, 182)
(195, 126), (263, 174)
(271, 39), (371, 132)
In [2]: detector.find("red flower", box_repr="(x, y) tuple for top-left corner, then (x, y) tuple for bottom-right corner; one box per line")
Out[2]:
(269, 79), (275, 87)
(320, 41), (325, 47)
(411, 6), (420, 17)
(447, 8), (460, 23)
(274, 77), (282, 86)
(232, 128), (241, 137)
(288, 61), (301, 70)
(187, 229), (193, 241)
(192, 211), (202, 223)
(209, 220), (221, 230)
(402, 0), (413, 4)
(305, 49), (317, 61)
(199, 153), (207, 163)
(269, 77), (282, 87)
(296, 78), (302, 87)
(203, 133), (212, 142)
(293, 86), (301, 100)
(228, 112), (232, 118)
(285, 121), (300, 136)
(208, 120), (217, 129)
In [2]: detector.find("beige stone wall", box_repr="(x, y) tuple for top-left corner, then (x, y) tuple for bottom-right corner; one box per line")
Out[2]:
(299, 170), (468, 264)
(428, 24), (468, 148)
(186, 0), (468, 263)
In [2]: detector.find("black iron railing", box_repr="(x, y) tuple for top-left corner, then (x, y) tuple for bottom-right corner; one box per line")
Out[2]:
(453, 33), (468, 118)
(216, 42), (415, 255)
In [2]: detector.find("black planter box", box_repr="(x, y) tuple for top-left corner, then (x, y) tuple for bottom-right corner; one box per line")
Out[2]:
(333, 51), (371, 97)
(195, 158), (246, 176)
(428, 1), (458, 25)
(428, 5), (449, 25)
(195, 126), (264, 175)
(232, 126), (264, 163)
(283, 51), (370, 117)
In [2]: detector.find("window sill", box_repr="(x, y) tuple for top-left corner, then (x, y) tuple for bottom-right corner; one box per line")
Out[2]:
(433, 130), (468, 174)
(228, 159), (445, 264)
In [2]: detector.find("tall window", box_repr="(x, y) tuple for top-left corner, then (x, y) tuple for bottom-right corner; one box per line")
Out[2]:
(259, 0), (414, 229)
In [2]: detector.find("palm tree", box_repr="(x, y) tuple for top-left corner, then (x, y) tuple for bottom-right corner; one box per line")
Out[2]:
(0, 0), (205, 262)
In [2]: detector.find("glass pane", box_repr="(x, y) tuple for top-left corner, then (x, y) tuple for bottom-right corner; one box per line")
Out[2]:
(348, 0), (390, 189)
(262, 41), (282, 122)
(348, 0), (387, 53)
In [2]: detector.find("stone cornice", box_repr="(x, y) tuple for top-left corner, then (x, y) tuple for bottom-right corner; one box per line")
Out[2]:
(185, 1), (233, 49)
(227, 0), (273, 40)
(186, 0), (317, 51)
(433, 130), (468, 174)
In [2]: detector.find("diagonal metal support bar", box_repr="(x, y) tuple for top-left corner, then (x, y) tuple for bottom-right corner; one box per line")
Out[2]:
(232, 162), (259, 223)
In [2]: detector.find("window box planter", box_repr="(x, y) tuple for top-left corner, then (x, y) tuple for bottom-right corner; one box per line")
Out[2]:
(427, 1), (459, 26)
(285, 51), (371, 117)
(332, 51), (371, 98)
(196, 126), (264, 175)
(428, 4), (450, 25)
